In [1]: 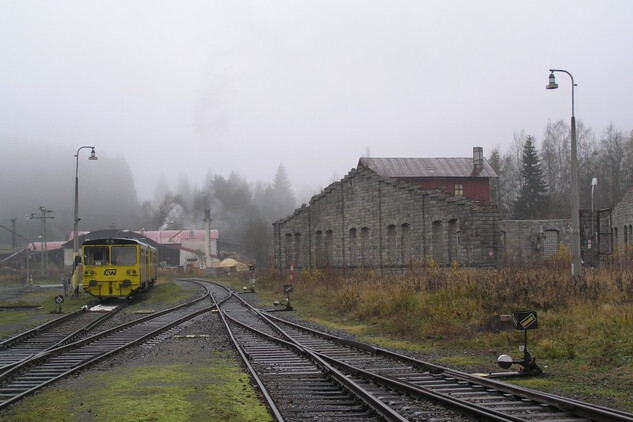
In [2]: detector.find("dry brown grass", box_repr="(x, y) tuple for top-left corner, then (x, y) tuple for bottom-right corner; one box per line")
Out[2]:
(259, 248), (633, 368)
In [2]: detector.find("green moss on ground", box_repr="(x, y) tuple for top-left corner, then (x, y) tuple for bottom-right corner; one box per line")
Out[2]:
(1, 354), (272, 422)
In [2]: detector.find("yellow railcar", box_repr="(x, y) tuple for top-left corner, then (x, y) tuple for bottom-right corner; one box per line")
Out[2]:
(82, 238), (158, 298)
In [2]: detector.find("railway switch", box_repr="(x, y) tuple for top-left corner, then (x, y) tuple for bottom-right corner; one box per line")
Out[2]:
(495, 310), (542, 376)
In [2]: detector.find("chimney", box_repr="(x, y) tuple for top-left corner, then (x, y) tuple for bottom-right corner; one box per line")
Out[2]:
(473, 147), (484, 172)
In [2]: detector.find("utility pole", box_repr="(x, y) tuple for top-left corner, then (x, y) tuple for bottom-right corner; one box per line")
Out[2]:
(28, 207), (54, 279)
(10, 219), (17, 252)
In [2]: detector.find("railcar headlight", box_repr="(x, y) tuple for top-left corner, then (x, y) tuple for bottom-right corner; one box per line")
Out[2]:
(126, 269), (137, 275)
(90, 270), (95, 275)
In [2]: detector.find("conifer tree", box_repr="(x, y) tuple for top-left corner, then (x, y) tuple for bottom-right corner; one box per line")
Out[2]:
(513, 136), (549, 219)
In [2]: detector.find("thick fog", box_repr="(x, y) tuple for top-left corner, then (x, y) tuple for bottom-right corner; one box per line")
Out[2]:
(2, 1), (633, 250)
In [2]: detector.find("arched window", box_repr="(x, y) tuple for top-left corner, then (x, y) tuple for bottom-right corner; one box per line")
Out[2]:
(360, 227), (369, 266)
(325, 230), (334, 265)
(387, 225), (396, 264)
(294, 233), (301, 266)
(401, 223), (411, 265)
(432, 220), (443, 265)
(348, 228), (357, 266)
(314, 230), (323, 266)
(284, 233), (292, 265)
(448, 219), (458, 264)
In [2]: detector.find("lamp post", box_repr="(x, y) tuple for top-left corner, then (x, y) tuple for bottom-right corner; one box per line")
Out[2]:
(25, 213), (32, 285)
(591, 177), (598, 241)
(73, 146), (98, 263)
(546, 69), (581, 278)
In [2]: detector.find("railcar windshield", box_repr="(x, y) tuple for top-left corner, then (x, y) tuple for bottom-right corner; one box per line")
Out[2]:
(112, 246), (137, 265)
(84, 246), (110, 265)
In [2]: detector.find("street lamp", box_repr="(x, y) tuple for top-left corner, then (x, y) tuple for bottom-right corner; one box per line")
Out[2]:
(73, 146), (98, 264)
(546, 69), (581, 278)
(591, 177), (598, 240)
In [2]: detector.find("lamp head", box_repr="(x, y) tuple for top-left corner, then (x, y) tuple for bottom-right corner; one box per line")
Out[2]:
(89, 148), (98, 160)
(592, 177), (598, 187)
(546, 72), (558, 90)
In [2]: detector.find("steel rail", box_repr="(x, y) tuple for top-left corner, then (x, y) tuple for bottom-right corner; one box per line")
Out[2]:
(0, 306), (87, 351)
(375, 347), (633, 422)
(207, 283), (287, 422)
(316, 352), (524, 422)
(221, 296), (411, 422)
(0, 305), (212, 410)
(222, 311), (407, 422)
(233, 301), (532, 420)
(0, 300), (130, 373)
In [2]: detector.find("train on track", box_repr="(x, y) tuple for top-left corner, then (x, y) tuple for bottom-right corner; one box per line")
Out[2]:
(82, 238), (158, 298)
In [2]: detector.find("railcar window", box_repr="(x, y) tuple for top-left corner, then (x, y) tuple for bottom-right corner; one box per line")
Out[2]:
(112, 246), (137, 265)
(85, 247), (110, 265)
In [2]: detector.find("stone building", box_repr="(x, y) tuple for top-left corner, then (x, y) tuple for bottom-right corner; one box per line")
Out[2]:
(273, 149), (624, 272)
(273, 158), (500, 273)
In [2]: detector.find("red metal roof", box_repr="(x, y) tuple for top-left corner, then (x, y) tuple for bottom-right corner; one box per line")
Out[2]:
(29, 241), (65, 251)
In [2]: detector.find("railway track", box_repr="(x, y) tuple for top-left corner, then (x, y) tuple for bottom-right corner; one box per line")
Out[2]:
(0, 300), (126, 372)
(2, 279), (630, 420)
(0, 281), (216, 410)
(215, 288), (470, 421)
(215, 287), (633, 422)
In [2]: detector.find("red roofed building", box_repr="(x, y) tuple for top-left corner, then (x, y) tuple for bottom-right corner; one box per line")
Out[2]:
(358, 147), (497, 202)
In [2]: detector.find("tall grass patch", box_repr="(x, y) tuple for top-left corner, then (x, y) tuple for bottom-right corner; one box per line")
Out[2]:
(250, 260), (633, 410)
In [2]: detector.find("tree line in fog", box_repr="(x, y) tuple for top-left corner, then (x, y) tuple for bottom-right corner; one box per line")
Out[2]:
(139, 166), (296, 264)
(0, 141), (296, 266)
(490, 120), (633, 219)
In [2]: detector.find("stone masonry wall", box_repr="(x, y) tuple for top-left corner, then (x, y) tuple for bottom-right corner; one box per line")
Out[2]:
(612, 186), (633, 250)
(500, 219), (573, 263)
(273, 167), (501, 272)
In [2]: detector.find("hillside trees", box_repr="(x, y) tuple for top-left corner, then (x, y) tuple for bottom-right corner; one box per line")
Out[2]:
(0, 144), (141, 245)
(258, 164), (297, 223)
(494, 121), (633, 219)
(490, 131), (530, 218)
(145, 164), (297, 267)
(597, 124), (631, 208)
(541, 120), (571, 218)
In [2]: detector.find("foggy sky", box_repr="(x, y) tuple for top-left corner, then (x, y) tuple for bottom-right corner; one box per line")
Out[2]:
(2, 1), (633, 204)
